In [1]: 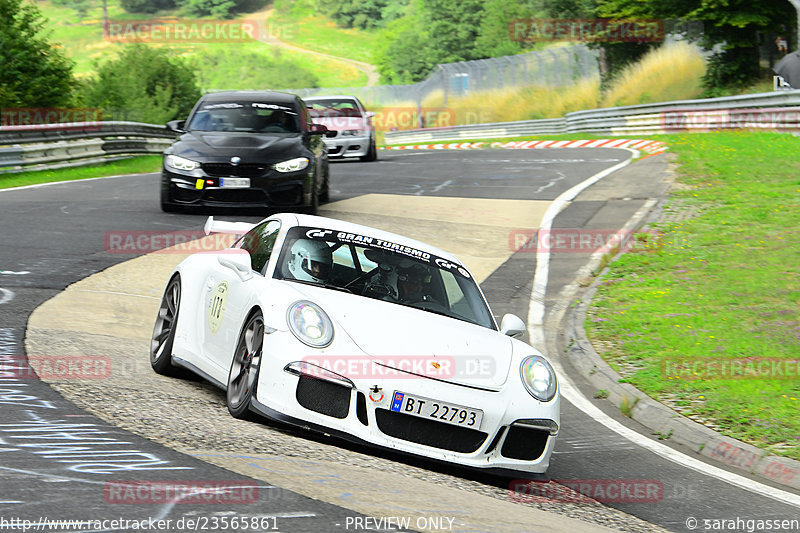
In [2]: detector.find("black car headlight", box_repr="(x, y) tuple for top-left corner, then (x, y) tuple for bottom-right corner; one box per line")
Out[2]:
(273, 157), (309, 173)
(287, 300), (333, 348)
(520, 355), (557, 402)
(165, 154), (200, 171)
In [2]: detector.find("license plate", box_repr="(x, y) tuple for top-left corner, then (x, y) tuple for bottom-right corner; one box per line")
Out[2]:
(220, 177), (250, 188)
(390, 391), (483, 429)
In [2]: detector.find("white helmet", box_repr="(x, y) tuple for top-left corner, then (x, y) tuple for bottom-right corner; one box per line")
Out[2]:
(287, 239), (333, 283)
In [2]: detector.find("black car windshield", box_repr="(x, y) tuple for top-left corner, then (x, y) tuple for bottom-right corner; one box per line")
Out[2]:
(273, 226), (497, 330)
(307, 99), (362, 118)
(188, 102), (300, 133)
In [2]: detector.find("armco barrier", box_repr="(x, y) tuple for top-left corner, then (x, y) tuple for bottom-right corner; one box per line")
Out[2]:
(5, 90), (800, 172)
(384, 89), (800, 144)
(0, 121), (176, 173)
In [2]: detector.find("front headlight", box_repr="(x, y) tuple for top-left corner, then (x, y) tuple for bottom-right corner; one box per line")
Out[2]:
(520, 355), (557, 402)
(287, 300), (333, 348)
(273, 157), (309, 173)
(165, 154), (200, 171)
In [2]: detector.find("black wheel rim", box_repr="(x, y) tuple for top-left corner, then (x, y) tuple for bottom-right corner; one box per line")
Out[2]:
(151, 279), (179, 361)
(228, 315), (263, 408)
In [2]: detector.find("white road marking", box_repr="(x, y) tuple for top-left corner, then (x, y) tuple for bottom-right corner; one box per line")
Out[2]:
(0, 270), (30, 275)
(0, 288), (14, 305)
(527, 150), (800, 509)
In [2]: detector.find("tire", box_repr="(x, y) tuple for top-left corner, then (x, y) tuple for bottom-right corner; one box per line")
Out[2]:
(150, 275), (181, 375)
(319, 162), (330, 203)
(226, 310), (264, 419)
(306, 175), (319, 215)
(360, 139), (377, 162)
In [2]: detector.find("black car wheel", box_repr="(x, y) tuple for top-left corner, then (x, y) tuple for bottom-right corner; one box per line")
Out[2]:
(160, 183), (179, 213)
(319, 162), (330, 203)
(360, 138), (377, 162)
(227, 311), (264, 419)
(150, 275), (181, 375)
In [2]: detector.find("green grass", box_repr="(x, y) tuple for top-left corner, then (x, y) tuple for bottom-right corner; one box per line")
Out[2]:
(271, 0), (380, 66)
(37, 0), (370, 88)
(0, 156), (162, 189)
(587, 131), (800, 460)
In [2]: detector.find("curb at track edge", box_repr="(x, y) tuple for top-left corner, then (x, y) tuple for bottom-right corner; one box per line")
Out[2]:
(554, 156), (800, 494)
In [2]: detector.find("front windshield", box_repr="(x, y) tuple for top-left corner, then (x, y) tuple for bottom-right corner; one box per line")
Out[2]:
(307, 99), (363, 118)
(274, 226), (496, 330)
(188, 101), (300, 133)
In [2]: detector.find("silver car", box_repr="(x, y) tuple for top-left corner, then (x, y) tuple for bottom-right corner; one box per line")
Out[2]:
(304, 95), (377, 162)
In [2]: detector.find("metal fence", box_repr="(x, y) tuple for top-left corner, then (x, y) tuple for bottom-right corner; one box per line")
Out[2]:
(5, 89), (800, 173)
(384, 89), (800, 144)
(0, 122), (174, 174)
(287, 45), (599, 107)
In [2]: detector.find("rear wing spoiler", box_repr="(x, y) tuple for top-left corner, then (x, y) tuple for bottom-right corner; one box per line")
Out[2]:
(203, 216), (256, 236)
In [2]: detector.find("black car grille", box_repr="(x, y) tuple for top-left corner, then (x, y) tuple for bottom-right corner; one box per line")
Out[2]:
(203, 189), (268, 204)
(500, 424), (550, 461)
(375, 408), (487, 453)
(295, 375), (351, 419)
(202, 163), (269, 178)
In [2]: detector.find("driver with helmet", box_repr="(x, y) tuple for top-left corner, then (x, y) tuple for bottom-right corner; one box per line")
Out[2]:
(396, 263), (430, 302)
(285, 239), (333, 283)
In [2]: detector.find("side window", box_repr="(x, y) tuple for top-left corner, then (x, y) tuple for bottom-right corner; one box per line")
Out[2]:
(238, 220), (281, 273)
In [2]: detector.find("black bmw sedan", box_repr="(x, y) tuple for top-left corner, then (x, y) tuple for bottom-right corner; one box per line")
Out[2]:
(160, 90), (330, 213)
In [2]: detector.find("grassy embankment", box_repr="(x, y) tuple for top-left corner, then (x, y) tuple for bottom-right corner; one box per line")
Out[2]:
(38, 0), (376, 88)
(0, 156), (162, 189)
(588, 132), (800, 460)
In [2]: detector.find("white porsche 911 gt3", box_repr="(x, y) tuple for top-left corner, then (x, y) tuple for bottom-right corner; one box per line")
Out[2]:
(150, 213), (559, 476)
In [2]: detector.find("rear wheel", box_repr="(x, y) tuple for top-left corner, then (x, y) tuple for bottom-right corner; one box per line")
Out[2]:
(226, 311), (264, 419)
(150, 276), (181, 375)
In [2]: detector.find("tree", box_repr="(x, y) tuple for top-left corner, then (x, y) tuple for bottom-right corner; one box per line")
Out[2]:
(419, 0), (485, 64)
(375, 1), (435, 83)
(0, 0), (75, 108)
(81, 44), (201, 123)
(595, 0), (797, 89)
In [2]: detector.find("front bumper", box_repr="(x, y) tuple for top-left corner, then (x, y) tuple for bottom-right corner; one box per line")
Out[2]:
(162, 167), (313, 208)
(323, 134), (371, 158)
(253, 331), (560, 474)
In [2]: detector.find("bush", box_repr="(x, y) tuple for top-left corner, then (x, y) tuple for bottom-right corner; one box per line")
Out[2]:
(81, 44), (201, 123)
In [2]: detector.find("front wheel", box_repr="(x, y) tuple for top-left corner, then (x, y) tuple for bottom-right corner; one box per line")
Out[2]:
(150, 276), (181, 375)
(360, 139), (377, 162)
(226, 311), (264, 419)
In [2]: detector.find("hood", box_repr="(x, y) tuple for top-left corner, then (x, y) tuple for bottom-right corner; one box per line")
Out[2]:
(312, 116), (368, 132)
(284, 282), (512, 389)
(172, 132), (304, 161)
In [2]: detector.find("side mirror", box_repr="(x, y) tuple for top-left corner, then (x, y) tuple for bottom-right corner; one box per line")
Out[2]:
(218, 252), (253, 281)
(166, 119), (186, 133)
(365, 111), (375, 118)
(308, 123), (329, 135)
(500, 313), (526, 338)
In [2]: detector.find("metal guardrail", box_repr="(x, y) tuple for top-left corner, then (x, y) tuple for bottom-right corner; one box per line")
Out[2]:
(384, 90), (800, 144)
(0, 122), (175, 174)
(5, 90), (800, 172)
